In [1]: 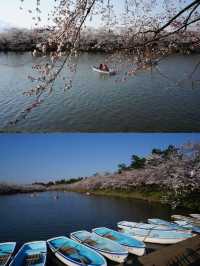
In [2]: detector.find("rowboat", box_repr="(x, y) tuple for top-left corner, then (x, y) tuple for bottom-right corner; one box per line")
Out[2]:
(92, 227), (145, 256)
(174, 220), (200, 234)
(148, 218), (191, 232)
(0, 242), (16, 266)
(47, 236), (107, 266)
(171, 215), (200, 226)
(117, 221), (172, 231)
(70, 230), (128, 263)
(9, 241), (47, 266)
(117, 221), (194, 244)
(148, 218), (200, 234)
(190, 214), (200, 220)
(92, 66), (116, 75)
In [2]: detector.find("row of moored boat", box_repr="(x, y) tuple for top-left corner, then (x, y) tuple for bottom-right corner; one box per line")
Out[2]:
(1, 213), (200, 265)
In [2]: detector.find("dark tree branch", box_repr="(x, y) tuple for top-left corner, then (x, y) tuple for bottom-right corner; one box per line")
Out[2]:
(155, 0), (200, 34)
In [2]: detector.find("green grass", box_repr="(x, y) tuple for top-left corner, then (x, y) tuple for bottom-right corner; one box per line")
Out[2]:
(52, 185), (200, 211)
(90, 189), (200, 211)
(74, 188), (163, 202)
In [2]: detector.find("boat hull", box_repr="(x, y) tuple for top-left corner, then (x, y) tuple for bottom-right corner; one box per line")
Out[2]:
(174, 221), (200, 234)
(118, 221), (172, 231)
(125, 246), (145, 256)
(131, 234), (188, 244)
(70, 231), (128, 263)
(70, 235), (126, 263)
(0, 242), (16, 266)
(92, 66), (116, 75)
(9, 241), (47, 266)
(190, 214), (200, 220)
(53, 250), (77, 266)
(171, 215), (200, 226)
(47, 236), (107, 266)
(148, 218), (191, 233)
(118, 221), (194, 245)
(93, 227), (145, 256)
(96, 250), (127, 263)
(119, 229), (189, 244)
(48, 245), (82, 266)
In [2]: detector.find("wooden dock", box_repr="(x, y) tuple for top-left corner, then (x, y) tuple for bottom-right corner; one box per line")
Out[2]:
(138, 235), (200, 266)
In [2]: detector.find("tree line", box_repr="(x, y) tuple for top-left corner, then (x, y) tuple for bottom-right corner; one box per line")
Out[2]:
(32, 177), (84, 187)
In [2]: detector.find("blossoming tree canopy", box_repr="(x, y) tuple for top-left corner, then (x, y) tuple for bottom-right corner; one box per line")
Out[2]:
(12, 0), (200, 124)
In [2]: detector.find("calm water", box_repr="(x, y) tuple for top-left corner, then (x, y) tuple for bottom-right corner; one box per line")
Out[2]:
(0, 52), (200, 132)
(0, 191), (177, 265)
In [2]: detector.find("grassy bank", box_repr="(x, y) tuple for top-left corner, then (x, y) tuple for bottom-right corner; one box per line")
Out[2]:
(1, 183), (199, 211)
(62, 187), (200, 212)
(87, 189), (162, 202)
(92, 189), (200, 212)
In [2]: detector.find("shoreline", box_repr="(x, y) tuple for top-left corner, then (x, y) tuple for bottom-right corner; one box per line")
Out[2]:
(50, 187), (163, 203)
(0, 189), (161, 203)
(0, 185), (161, 201)
(1, 27), (200, 54)
(83, 189), (162, 202)
(0, 48), (200, 55)
(0, 186), (199, 211)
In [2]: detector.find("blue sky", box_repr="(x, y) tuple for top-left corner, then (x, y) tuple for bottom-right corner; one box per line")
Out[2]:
(0, 0), (192, 29)
(0, 133), (200, 184)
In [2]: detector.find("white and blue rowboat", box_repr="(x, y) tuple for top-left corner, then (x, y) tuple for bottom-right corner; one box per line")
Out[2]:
(47, 236), (107, 266)
(92, 66), (116, 75)
(70, 230), (128, 263)
(171, 215), (200, 226)
(190, 214), (200, 220)
(148, 218), (191, 232)
(117, 221), (194, 244)
(117, 221), (173, 231)
(0, 243), (16, 266)
(174, 220), (200, 234)
(92, 227), (145, 256)
(9, 241), (47, 266)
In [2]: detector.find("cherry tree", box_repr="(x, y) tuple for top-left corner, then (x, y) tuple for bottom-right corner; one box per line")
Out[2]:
(163, 142), (200, 209)
(12, 0), (200, 124)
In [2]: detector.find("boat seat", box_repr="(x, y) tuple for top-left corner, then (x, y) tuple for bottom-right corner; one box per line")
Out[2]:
(23, 253), (42, 266)
(59, 247), (92, 265)
(60, 247), (76, 255)
(83, 239), (97, 246)
(0, 254), (9, 264)
(104, 234), (117, 241)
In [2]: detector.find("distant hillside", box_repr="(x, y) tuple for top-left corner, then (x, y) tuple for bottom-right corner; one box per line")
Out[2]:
(64, 144), (200, 210)
(0, 27), (200, 53)
(67, 146), (200, 190)
(0, 182), (45, 195)
(0, 20), (15, 32)
(0, 28), (47, 52)
(0, 144), (199, 210)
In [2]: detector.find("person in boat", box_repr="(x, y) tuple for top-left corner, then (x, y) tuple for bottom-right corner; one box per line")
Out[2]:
(103, 64), (109, 71)
(99, 64), (109, 72)
(100, 64), (109, 71)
